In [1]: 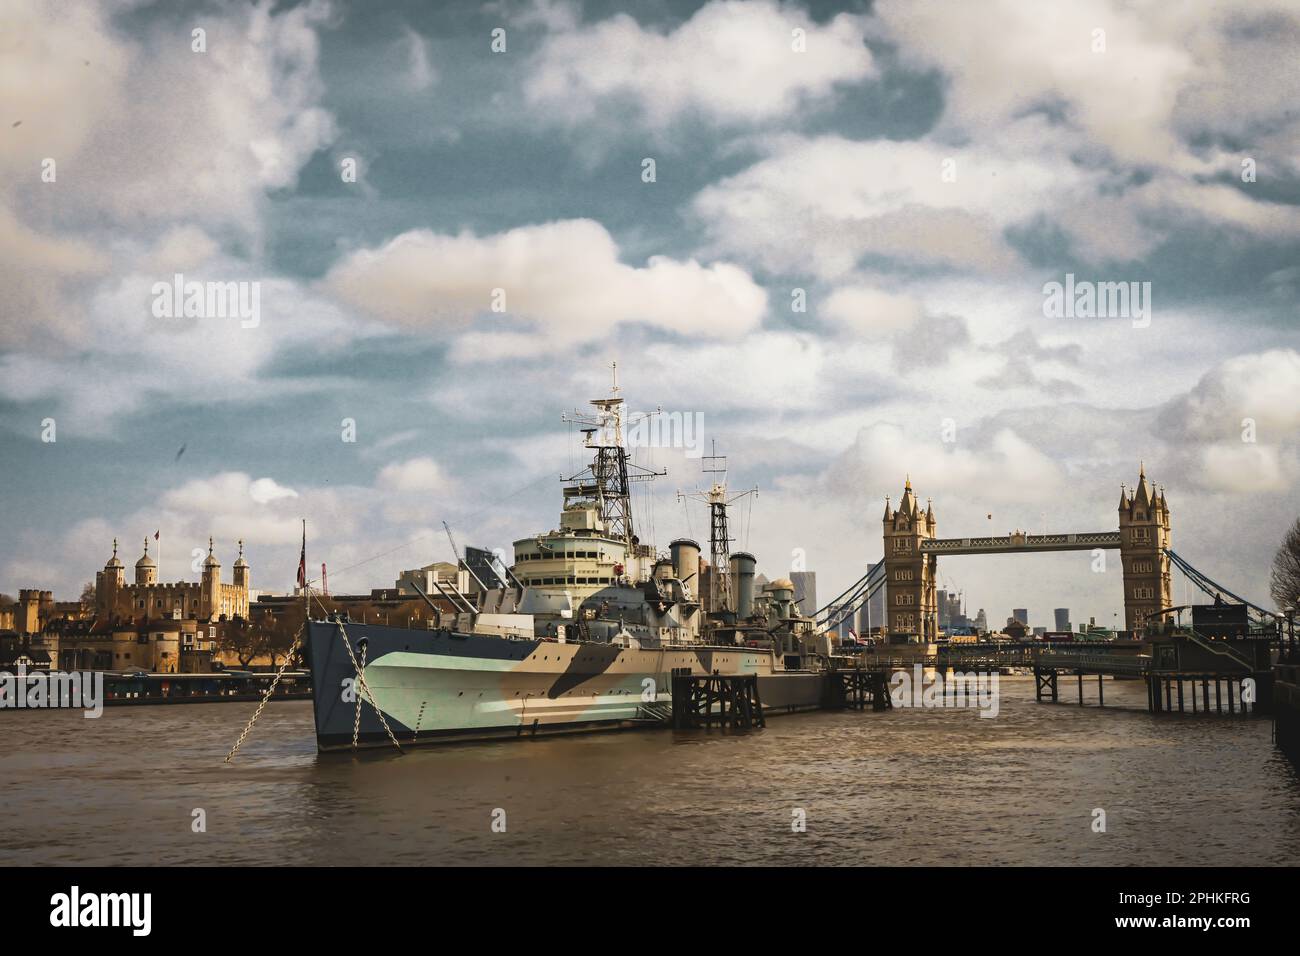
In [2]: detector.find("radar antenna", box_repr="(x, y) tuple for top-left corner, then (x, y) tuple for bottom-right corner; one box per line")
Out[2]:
(561, 361), (666, 553)
(677, 440), (757, 613)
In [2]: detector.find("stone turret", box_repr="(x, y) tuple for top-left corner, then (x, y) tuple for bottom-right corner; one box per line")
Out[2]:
(882, 476), (938, 642)
(233, 539), (250, 590)
(96, 539), (126, 615)
(1118, 463), (1172, 631)
(201, 538), (221, 621)
(135, 537), (157, 586)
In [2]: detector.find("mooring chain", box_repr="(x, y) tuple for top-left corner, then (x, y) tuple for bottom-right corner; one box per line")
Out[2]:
(224, 625), (304, 764)
(335, 621), (404, 754)
(352, 643), (367, 750)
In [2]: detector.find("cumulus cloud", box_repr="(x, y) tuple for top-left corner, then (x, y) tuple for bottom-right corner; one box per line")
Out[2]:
(162, 472), (300, 521)
(0, 209), (110, 348)
(1156, 349), (1300, 492)
(693, 132), (1090, 278)
(525, 0), (874, 127)
(872, 0), (1300, 177)
(0, 253), (364, 436)
(375, 457), (458, 523)
(829, 422), (1066, 507)
(1160, 349), (1300, 443)
(821, 286), (925, 335)
(0, 0), (338, 347)
(377, 457), (452, 494)
(975, 330), (1085, 397)
(141, 226), (223, 276)
(1197, 442), (1298, 494)
(323, 219), (768, 356)
(873, 0), (1196, 168)
(689, 0), (1300, 283)
(398, 25), (437, 92)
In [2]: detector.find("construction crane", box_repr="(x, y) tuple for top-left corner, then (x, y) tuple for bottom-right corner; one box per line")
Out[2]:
(442, 521), (462, 563)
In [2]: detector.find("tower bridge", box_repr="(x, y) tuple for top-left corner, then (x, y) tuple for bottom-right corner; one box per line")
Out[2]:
(815, 465), (1173, 642)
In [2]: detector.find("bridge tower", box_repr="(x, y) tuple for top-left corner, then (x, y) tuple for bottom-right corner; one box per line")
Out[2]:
(1118, 464), (1172, 631)
(882, 477), (939, 642)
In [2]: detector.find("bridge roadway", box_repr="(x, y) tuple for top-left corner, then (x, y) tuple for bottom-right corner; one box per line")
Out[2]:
(919, 531), (1121, 555)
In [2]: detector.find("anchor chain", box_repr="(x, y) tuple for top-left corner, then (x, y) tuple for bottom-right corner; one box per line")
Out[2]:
(352, 643), (367, 750)
(223, 625), (304, 764)
(224, 610), (404, 761)
(335, 620), (404, 754)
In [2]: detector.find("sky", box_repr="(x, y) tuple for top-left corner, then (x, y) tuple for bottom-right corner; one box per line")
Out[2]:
(1, 0), (1298, 630)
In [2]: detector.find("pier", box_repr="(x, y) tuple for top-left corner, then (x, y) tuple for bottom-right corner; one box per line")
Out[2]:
(1273, 622), (1300, 762)
(823, 667), (893, 711)
(670, 669), (765, 730)
(847, 625), (1280, 716)
(668, 666), (891, 730)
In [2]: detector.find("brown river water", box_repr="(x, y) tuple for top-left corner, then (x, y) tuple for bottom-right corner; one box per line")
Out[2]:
(3, 677), (1298, 866)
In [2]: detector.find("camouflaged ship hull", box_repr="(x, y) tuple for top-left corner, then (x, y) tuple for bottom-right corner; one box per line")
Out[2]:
(306, 620), (823, 750)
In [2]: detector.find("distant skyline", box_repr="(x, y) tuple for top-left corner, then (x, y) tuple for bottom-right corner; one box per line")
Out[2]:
(3, 0), (1299, 631)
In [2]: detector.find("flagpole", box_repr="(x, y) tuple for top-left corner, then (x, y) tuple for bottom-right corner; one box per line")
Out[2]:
(301, 518), (308, 623)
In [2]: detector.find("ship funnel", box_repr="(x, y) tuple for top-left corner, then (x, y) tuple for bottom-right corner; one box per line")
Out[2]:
(729, 552), (756, 619)
(670, 538), (701, 595)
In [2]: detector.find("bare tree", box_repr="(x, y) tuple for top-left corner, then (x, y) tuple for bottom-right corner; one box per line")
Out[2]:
(261, 614), (300, 668)
(218, 618), (260, 668)
(79, 581), (96, 609)
(1270, 517), (1300, 614)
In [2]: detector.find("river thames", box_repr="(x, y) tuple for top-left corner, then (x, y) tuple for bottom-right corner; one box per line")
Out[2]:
(4, 677), (1298, 866)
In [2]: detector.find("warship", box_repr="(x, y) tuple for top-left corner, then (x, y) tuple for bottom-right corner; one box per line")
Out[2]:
(304, 370), (830, 750)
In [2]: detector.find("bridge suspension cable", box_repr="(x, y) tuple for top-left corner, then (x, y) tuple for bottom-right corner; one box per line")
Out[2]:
(817, 574), (875, 626)
(1164, 548), (1276, 621)
(818, 564), (887, 631)
(812, 561), (883, 620)
(821, 571), (888, 633)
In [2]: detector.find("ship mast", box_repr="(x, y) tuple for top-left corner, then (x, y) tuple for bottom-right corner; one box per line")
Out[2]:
(677, 440), (757, 613)
(561, 362), (665, 553)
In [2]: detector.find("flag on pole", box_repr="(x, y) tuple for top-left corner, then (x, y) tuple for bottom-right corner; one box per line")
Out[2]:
(153, 530), (159, 540)
(297, 519), (307, 589)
